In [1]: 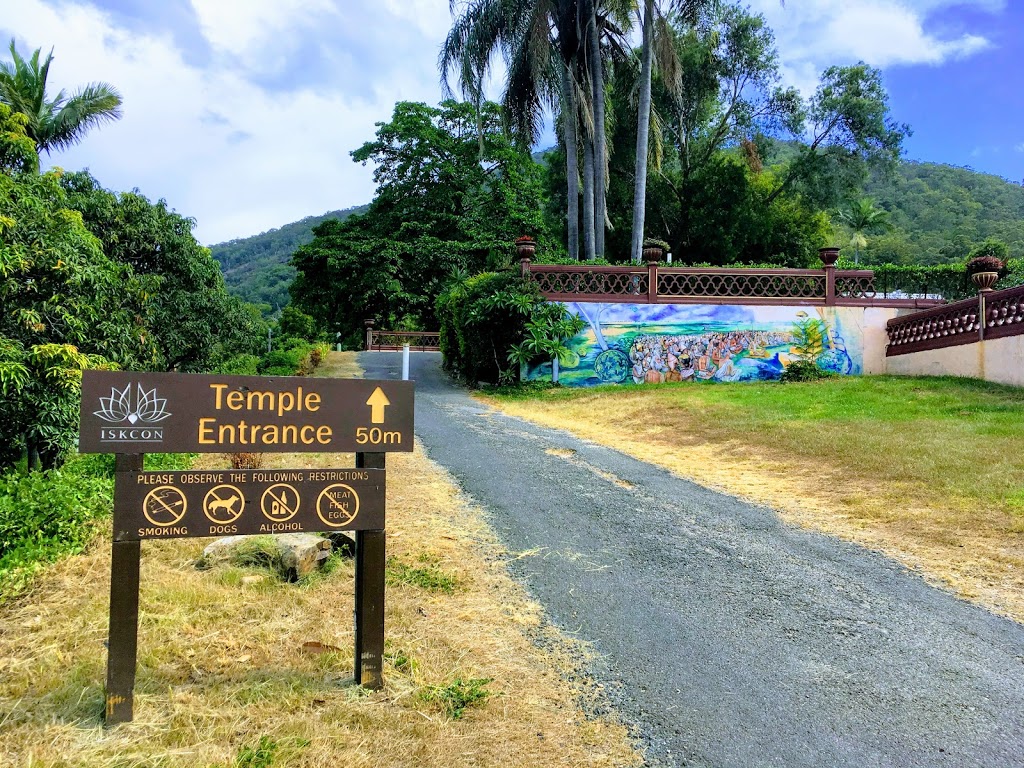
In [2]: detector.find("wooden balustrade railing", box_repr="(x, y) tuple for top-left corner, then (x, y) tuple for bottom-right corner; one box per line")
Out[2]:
(520, 259), (941, 309)
(885, 283), (1024, 356)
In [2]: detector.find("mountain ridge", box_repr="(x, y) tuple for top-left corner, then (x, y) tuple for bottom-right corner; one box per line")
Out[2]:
(209, 160), (1024, 309)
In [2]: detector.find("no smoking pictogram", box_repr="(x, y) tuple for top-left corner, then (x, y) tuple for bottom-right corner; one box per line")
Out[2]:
(261, 483), (300, 522)
(142, 486), (186, 526)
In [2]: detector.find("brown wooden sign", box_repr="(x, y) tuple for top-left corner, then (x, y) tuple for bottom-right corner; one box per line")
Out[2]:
(113, 468), (385, 541)
(79, 371), (413, 454)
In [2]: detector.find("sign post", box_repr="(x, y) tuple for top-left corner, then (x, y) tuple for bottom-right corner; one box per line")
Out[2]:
(79, 371), (413, 724)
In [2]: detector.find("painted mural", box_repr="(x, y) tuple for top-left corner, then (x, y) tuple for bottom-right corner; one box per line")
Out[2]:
(524, 302), (864, 387)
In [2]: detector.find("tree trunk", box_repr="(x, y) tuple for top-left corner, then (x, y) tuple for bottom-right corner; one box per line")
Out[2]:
(560, 62), (580, 261)
(582, 135), (596, 261)
(25, 433), (41, 472)
(587, 4), (607, 258)
(631, 0), (656, 264)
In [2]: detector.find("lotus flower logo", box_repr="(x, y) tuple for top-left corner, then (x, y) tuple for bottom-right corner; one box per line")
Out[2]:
(94, 384), (172, 425)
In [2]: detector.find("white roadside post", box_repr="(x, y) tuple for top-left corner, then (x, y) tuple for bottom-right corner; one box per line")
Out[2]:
(402, 344), (410, 381)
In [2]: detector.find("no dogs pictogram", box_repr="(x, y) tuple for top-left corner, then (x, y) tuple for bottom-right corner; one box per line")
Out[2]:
(203, 485), (244, 524)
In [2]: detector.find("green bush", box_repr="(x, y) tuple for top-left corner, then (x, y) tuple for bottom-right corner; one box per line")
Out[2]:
(436, 271), (539, 385)
(0, 465), (112, 600)
(0, 451), (194, 601)
(780, 360), (836, 383)
(216, 353), (262, 376)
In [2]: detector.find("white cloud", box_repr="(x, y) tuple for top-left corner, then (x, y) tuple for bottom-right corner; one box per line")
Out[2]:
(1, 0), (452, 243)
(0, 0), (1004, 242)
(747, 0), (997, 96)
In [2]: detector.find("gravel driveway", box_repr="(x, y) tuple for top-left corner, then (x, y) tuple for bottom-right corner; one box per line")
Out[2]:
(361, 351), (1024, 768)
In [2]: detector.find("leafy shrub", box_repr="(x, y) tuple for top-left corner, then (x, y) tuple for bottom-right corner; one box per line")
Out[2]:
(437, 271), (584, 386)
(780, 361), (835, 383)
(216, 353), (261, 376)
(436, 271), (538, 385)
(0, 465), (112, 600)
(0, 451), (194, 601)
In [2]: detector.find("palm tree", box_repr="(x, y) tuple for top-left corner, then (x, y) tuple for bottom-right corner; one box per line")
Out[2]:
(631, 0), (719, 263)
(442, 0), (626, 261)
(838, 197), (890, 265)
(0, 40), (122, 155)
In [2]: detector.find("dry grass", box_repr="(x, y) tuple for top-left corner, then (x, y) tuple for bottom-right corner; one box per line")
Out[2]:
(0, 353), (639, 768)
(481, 378), (1024, 624)
(315, 351), (363, 379)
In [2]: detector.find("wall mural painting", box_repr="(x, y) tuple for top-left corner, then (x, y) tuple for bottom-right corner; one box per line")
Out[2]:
(525, 303), (864, 387)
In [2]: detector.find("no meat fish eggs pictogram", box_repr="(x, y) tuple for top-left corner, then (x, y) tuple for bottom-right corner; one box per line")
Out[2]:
(316, 483), (360, 527)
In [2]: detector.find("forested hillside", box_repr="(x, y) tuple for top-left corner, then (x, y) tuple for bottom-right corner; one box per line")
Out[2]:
(862, 162), (1024, 265)
(209, 206), (366, 311)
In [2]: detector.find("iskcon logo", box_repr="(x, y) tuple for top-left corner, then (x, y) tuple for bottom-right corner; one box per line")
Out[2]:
(95, 384), (171, 442)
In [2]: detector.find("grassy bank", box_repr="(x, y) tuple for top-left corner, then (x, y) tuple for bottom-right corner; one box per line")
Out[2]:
(0, 453), (195, 603)
(483, 375), (1024, 621)
(0, 353), (639, 767)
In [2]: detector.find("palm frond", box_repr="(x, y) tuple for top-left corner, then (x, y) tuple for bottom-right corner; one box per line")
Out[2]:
(44, 83), (123, 152)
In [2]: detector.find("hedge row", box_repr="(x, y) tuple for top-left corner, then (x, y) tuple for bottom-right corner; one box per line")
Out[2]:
(437, 272), (539, 386)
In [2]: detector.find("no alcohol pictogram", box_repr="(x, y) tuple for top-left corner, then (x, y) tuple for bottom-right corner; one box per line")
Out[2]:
(142, 486), (187, 526)
(316, 483), (360, 527)
(203, 485), (244, 524)
(261, 483), (299, 522)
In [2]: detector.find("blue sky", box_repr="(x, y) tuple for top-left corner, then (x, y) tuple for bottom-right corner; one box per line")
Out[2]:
(2, 0), (1020, 244)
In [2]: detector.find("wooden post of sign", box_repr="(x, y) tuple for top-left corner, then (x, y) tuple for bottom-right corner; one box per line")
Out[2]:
(354, 451), (386, 689)
(105, 453), (144, 725)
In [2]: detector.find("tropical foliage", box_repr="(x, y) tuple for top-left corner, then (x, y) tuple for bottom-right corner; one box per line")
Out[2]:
(0, 39), (122, 154)
(436, 271), (583, 386)
(289, 100), (546, 347)
(59, 171), (266, 373)
(0, 110), (150, 468)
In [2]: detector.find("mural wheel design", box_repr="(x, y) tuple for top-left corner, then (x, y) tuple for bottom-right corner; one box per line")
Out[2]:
(817, 348), (853, 375)
(594, 348), (631, 383)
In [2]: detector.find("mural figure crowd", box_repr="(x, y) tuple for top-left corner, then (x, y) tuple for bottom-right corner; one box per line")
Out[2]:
(524, 303), (864, 387)
(627, 329), (794, 384)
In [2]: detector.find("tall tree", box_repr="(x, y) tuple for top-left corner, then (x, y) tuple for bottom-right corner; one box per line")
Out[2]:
(60, 171), (266, 372)
(631, 0), (659, 263)
(442, 0), (627, 260)
(838, 197), (891, 265)
(290, 101), (546, 346)
(0, 109), (149, 469)
(0, 40), (122, 154)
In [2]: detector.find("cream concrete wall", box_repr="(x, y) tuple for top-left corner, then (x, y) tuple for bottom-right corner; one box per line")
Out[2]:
(884, 334), (1024, 387)
(857, 307), (900, 374)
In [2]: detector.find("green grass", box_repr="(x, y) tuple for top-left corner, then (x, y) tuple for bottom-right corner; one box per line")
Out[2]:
(493, 375), (1024, 512)
(385, 556), (459, 593)
(0, 452), (195, 602)
(421, 677), (493, 719)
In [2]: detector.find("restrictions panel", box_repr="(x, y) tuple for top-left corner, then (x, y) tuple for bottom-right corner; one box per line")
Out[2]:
(113, 468), (385, 541)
